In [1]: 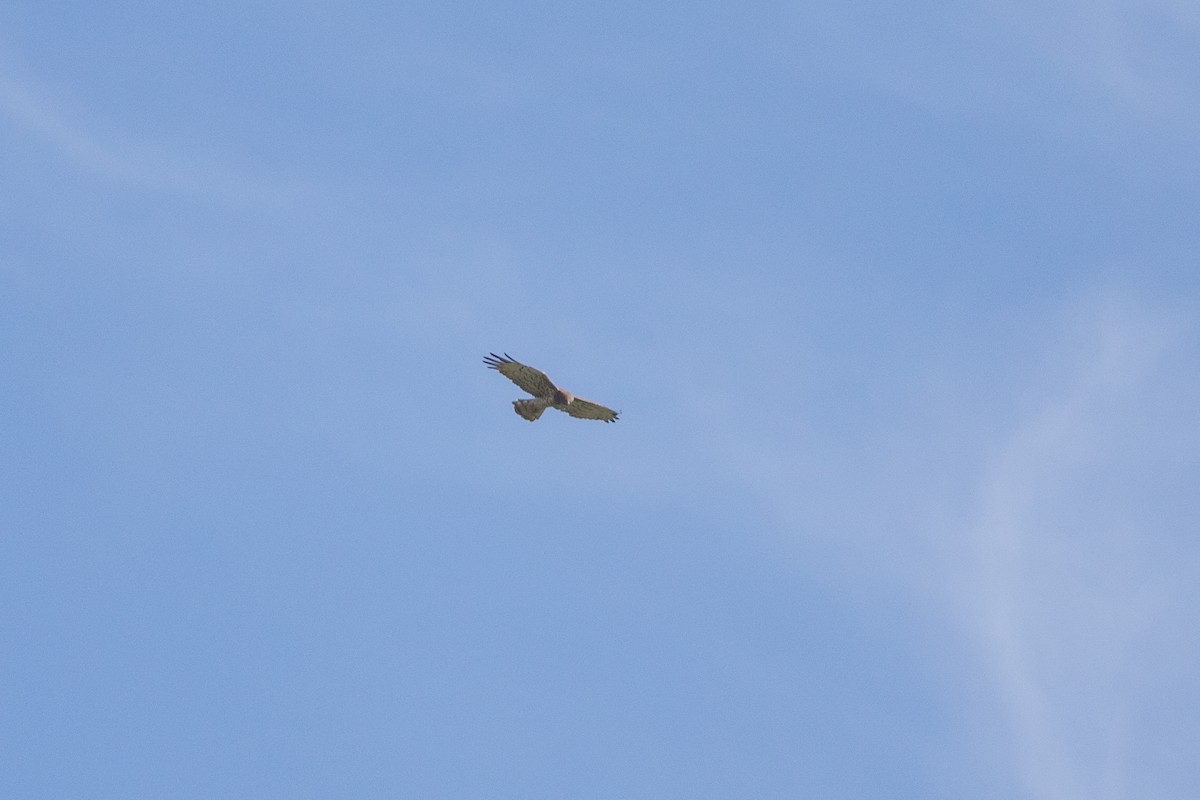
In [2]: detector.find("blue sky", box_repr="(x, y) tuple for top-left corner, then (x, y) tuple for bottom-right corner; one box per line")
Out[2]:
(3, 2), (1199, 798)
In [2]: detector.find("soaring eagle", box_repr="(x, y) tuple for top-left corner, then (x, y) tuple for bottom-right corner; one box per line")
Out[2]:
(484, 353), (619, 423)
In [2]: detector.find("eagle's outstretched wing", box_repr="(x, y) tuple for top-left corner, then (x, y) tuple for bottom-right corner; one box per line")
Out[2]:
(485, 352), (620, 423)
(564, 397), (620, 423)
(483, 353), (558, 398)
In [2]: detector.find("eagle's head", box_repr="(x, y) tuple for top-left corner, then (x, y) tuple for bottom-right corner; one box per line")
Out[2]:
(553, 389), (574, 405)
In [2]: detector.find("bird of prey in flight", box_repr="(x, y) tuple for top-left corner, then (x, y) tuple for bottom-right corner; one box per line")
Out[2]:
(484, 353), (619, 423)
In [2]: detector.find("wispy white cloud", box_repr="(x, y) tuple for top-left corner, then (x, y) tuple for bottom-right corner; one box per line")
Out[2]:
(963, 294), (1198, 799)
(980, 0), (1200, 117)
(0, 62), (311, 208)
(802, 0), (1200, 148)
(698, 287), (1199, 797)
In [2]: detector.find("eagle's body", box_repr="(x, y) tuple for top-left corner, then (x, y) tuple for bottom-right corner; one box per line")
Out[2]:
(484, 353), (619, 423)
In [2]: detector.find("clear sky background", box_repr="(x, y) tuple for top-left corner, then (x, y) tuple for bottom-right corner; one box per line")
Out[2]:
(3, 3), (1199, 798)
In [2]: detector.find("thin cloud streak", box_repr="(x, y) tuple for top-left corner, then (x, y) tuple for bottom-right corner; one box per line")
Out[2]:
(0, 66), (310, 208)
(974, 394), (1098, 800)
(980, 0), (1200, 117)
(697, 288), (1198, 797)
(966, 295), (1196, 800)
(806, 0), (1200, 151)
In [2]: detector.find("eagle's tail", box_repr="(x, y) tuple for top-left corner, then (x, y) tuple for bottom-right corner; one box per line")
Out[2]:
(513, 398), (548, 421)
